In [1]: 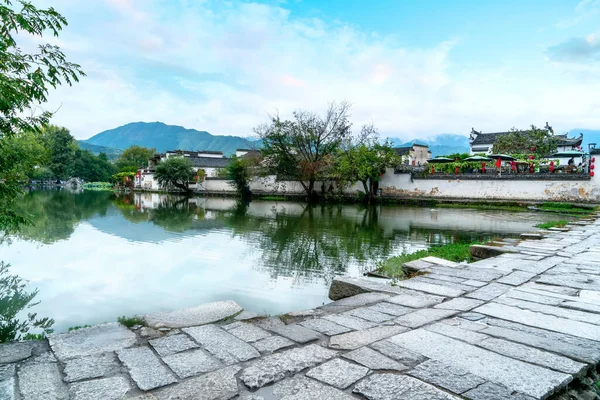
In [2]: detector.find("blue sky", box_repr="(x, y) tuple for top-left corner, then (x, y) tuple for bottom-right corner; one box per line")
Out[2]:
(27, 0), (600, 139)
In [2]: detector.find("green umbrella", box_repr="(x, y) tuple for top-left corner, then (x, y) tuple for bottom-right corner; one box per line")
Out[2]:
(488, 154), (516, 161)
(426, 157), (454, 164)
(464, 156), (492, 161)
(551, 151), (585, 157)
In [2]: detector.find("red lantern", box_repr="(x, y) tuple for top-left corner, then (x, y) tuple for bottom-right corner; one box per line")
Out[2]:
(591, 171), (595, 177)
(431, 165), (435, 173)
(455, 165), (460, 174)
(592, 157), (596, 163)
(549, 161), (555, 172)
(591, 165), (595, 170)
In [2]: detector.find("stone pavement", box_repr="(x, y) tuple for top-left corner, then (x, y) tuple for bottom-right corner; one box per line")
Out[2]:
(2, 215), (600, 399)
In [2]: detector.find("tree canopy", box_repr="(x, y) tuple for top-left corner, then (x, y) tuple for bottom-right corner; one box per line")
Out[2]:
(154, 157), (196, 192)
(256, 102), (353, 199)
(492, 125), (558, 158)
(115, 145), (156, 172)
(1, 0), (84, 233)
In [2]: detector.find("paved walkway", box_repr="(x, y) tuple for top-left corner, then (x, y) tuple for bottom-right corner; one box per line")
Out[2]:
(1, 214), (600, 399)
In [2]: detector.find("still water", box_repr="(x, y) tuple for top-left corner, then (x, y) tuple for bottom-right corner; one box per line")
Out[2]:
(2, 190), (561, 332)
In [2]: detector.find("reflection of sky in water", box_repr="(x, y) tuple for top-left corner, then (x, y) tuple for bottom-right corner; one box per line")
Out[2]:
(2, 193), (565, 332)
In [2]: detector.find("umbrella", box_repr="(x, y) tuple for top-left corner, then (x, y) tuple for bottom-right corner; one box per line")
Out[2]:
(488, 154), (516, 161)
(426, 157), (454, 164)
(464, 156), (492, 161)
(551, 151), (585, 157)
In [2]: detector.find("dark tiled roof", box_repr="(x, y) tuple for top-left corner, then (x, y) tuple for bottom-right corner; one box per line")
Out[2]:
(189, 156), (231, 168)
(393, 147), (412, 156)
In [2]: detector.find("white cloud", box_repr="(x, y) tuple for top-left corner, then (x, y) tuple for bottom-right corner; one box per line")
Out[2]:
(30, 0), (600, 141)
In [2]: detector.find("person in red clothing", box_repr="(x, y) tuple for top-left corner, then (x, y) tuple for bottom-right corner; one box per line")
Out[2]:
(510, 160), (517, 173)
(481, 162), (486, 174)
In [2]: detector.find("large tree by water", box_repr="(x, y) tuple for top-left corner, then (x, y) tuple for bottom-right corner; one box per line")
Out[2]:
(255, 102), (353, 199)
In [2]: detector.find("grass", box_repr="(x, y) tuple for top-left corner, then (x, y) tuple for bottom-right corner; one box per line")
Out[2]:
(376, 242), (477, 279)
(259, 195), (287, 201)
(537, 202), (596, 215)
(437, 203), (528, 212)
(535, 220), (570, 229)
(117, 316), (147, 328)
(83, 182), (114, 191)
(68, 325), (91, 332)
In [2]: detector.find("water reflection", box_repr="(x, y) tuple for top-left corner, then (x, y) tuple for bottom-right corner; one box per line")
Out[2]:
(3, 191), (563, 332)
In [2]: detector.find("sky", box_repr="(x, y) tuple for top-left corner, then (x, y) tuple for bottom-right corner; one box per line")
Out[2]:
(22, 0), (600, 140)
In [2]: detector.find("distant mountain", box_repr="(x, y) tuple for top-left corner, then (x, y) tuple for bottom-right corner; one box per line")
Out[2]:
(77, 141), (122, 161)
(387, 134), (470, 157)
(82, 122), (255, 155)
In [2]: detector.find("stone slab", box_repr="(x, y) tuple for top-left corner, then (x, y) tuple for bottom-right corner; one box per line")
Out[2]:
(149, 334), (199, 357)
(239, 344), (338, 389)
(0, 341), (39, 364)
(365, 302), (413, 316)
(155, 365), (241, 400)
(495, 296), (600, 325)
(329, 325), (408, 350)
(326, 292), (391, 306)
(424, 321), (488, 344)
(298, 319), (352, 336)
(328, 277), (401, 300)
(434, 298), (484, 311)
(474, 302), (600, 341)
(251, 336), (295, 354)
(267, 324), (320, 344)
(223, 322), (272, 342)
(403, 259), (435, 271)
(49, 323), (136, 361)
(463, 382), (536, 400)
(462, 280), (488, 287)
(389, 329), (571, 398)
(394, 308), (458, 328)
(322, 314), (378, 330)
(342, 347), (408, 372)
(117, 347), (177, 391)
(346, 307), (395, 323)
(370, 340), (427, 368)
(466, 283), (512, 301)
(409, 359), (486, 394)
(394, 279), (465, 297)
(182, 324), (260, 364)
(68, 376), (130, 400)
(385, 290), (445, 308)
(145, 300), (242, 329)
(421, 256), (461, 268)
(353, 373), (460, 400)
(0, 364), (15, 400)
(306, 358), (369, 389)
(162, 349), (223, 379)
(235, 311), (261, 321)
(477, 337), (586, 375)
(18, 361), (68, 400)
(63, 353), (121, 383)
(273, 376), (354, 400)
(497, 271), (538, 286)
(480, 318), (600, 364)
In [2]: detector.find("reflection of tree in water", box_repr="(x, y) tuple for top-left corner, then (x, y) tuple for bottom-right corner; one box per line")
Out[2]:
(222, 203), (395, 286)
(112, 194), (207, 233)
(11, 190), (111, 244)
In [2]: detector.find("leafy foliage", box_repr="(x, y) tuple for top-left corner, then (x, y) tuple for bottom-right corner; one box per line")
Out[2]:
(334, 133), (399, 202)
(115, 145), (155, 172)
(154, 157), (195, 192)
(0, 261), (54, 343)
(256, 102), (353, 198)
(225, 156), (252, 199)
(117, 315), (147, 328)
(492, 125), (558, 158)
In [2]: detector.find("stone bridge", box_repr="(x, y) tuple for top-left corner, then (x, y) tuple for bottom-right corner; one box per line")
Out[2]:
(1, 214), (600, 399)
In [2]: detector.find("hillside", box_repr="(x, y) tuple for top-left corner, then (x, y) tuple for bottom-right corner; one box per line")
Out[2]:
(388, 134), (470, 157)
(77, 141), (122, 161)
(82, 122), (255, 155)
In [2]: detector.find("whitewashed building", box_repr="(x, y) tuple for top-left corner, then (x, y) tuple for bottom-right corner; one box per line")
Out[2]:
(393, 144), (432, 166)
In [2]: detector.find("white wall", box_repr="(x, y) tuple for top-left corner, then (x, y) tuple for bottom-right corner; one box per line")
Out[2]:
(379, 168), (600, 202)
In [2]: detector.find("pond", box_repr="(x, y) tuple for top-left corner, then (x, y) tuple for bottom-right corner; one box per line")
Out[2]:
(2, 190), (563, 332)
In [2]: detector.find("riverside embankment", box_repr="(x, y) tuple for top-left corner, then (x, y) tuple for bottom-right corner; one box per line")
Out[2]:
(1, 212), (600, 399)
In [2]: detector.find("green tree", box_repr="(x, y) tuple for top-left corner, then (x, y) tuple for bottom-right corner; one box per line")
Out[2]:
(225, 156), (252, 199)
(255, 102), (353, 199)
(116, 145), (155, 172)
(72, 148), (116, 182)
(335, 138), (399, 202)
(492, 125), (557, 158)
(154, 157), (195, 192)
(41, 125), (76, 180)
